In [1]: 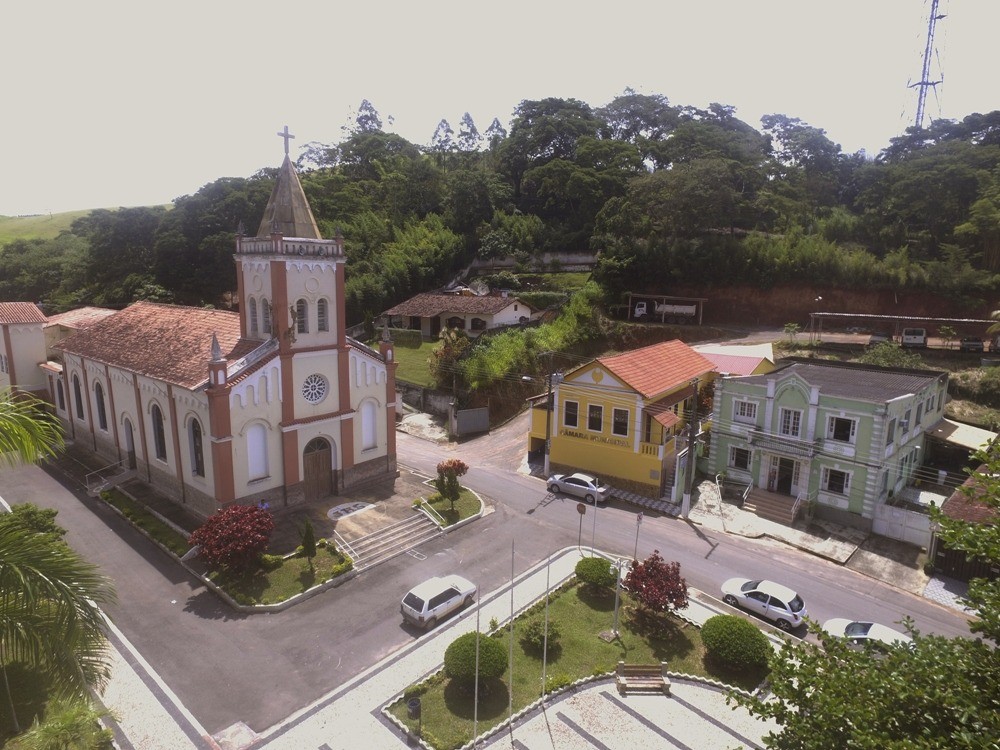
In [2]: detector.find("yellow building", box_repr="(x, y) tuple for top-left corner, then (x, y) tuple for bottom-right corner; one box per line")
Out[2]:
(529, 340), (718, 499)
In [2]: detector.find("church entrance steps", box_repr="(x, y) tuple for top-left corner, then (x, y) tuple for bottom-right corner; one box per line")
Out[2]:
(337, 513), (441, 571)
(743, 488), (798, 525)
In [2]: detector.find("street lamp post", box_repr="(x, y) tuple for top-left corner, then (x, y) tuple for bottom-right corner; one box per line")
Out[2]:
(612, 558), (625, 638)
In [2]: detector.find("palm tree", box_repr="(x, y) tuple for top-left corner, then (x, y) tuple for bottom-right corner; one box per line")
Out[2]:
(0, 387), (114, 737)
(0, 388), (63, 468)
(0, 524), (116, 735)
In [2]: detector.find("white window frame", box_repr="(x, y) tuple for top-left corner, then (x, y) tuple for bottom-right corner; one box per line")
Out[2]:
(612, 408), (629, 437)
(587, 404), (603, 432)
(733, 399), (757, 424)
(728, 446), (752, 471)
(826, 415), (856, 443)
(779, 408), (802, 438)
(822, 466), (851, 495)
(563, 400), (579, 428)
(885, 417), (897, 446)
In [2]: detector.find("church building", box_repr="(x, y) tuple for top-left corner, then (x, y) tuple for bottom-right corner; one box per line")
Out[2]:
(13, 131), (399, 518)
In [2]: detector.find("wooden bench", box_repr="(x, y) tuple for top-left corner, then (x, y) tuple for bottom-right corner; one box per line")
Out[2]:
(615, 660), (671, 696)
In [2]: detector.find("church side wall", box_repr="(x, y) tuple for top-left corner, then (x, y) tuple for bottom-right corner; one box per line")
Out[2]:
(229, 361), (285, 506)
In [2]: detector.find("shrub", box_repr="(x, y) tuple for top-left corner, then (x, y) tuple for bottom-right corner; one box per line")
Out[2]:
(300, 518), (317, 569)
(575, 556), (616, 590)
(188, 504), (275, 573)
(701, 614), (771, 670)
(444, 631), (508, 684)
(624, 550), (688, 612)
(519, 617), (561, 655)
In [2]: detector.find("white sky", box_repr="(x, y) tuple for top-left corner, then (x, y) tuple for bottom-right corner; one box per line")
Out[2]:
(2, 0), (994, 217)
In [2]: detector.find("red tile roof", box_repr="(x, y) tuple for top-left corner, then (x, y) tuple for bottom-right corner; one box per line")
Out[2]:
(45, 306), (117, 330)
(55, 302), (255, 390)
(597, 340), (715, 399)
(384, 293), (525, 317)
(942, 467), (998, 525)
(0, 302), (46, 325)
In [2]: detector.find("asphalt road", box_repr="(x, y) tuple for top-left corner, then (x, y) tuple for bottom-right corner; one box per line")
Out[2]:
(1, 413), (974, 738)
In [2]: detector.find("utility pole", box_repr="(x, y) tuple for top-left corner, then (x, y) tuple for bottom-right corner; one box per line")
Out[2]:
(909, 0), (945, 130)
(544, 351), (554, 477)
(682, 378), (699, 519)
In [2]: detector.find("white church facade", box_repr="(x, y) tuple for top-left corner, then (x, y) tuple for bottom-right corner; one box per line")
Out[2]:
(1, 134), (398, 519)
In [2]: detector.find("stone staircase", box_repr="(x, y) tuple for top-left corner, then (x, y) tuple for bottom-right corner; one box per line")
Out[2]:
(335, 513), (442, 571)
(743, 488), (798, 525)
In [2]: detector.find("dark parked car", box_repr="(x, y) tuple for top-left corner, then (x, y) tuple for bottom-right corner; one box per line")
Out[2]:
(960, 337), (984, 353)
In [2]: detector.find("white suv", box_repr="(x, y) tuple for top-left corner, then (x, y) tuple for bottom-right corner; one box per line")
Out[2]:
(400, 575), (477, 630)
(721, 577), (807, 631)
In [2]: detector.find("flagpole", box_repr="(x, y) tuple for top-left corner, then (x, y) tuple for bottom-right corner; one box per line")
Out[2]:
(508, 541), (515, 730)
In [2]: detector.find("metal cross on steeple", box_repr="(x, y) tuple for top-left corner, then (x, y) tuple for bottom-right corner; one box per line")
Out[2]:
(277, 125), (295, 156)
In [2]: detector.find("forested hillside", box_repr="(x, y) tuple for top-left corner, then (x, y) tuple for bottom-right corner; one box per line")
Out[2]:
(2, 93), (1000, 322)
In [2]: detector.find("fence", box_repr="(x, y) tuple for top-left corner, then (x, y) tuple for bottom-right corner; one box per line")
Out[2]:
(871, 503), (933, 548)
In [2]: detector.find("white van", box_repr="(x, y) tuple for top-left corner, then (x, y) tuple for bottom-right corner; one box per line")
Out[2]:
(900, 328), (928, 348)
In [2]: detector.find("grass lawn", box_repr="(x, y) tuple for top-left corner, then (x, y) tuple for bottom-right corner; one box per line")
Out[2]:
(101, 490), (190, 556)
(390, 338), (440, 387)
(389, 581), (766, 749)
(208, 544), (353, 605)
(419, 488), (481, 526)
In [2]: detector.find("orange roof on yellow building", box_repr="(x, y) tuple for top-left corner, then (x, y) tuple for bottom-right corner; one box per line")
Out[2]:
(597, 340), (715, 399)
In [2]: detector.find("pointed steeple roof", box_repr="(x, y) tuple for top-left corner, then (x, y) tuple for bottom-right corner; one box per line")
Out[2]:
(256, 155), (322, 239)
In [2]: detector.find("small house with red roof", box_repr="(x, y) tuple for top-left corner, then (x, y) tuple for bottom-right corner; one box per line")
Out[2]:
(21, 134), (399, 518)
(529, 340), (717, 499)
(0, 302), (49, 397)
(381, 291), (537, 339)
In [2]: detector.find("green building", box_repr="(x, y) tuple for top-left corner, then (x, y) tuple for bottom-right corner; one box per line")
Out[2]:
(709, 358), (949, 531)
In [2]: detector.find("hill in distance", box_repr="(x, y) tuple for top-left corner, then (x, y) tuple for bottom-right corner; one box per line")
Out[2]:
(0, 205), (171, 244)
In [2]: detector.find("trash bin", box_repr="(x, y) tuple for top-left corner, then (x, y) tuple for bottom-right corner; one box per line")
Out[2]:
(407, 697), (421, 720)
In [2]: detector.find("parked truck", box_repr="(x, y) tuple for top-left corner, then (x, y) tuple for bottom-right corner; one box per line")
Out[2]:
(634, 301), (697, 323)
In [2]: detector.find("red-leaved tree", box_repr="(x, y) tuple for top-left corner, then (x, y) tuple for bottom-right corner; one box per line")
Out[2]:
(189, 504), (275, 573)
(435, 458), (469, 512)
(624, 549), (688, 612)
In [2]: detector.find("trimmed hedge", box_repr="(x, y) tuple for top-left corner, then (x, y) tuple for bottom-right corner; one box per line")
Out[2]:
(444, 632), (508, 683)
(575, 556), (617, 589)
(701, 614), (771, 670)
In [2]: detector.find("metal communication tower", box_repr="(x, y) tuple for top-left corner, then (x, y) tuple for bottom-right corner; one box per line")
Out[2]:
(909, 0), (946, 130)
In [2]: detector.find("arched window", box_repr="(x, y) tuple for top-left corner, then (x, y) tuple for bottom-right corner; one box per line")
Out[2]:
(190, 419), (205, 477)
(247, 423), (268, 480)
(151, 404), (167, 460)
(73, 375), (84, 420)
(296, 299), (309, 334)
(95, 382), (108, 431)
(248, 297), (258, 336)
(317, 298), (329, 332)
(361, 400), (377, 450)
(262, 299), (272, 335)
(56, 379), (65, 411)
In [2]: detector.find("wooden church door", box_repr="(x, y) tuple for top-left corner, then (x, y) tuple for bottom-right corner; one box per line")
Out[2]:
(303, 437), (335, 500)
